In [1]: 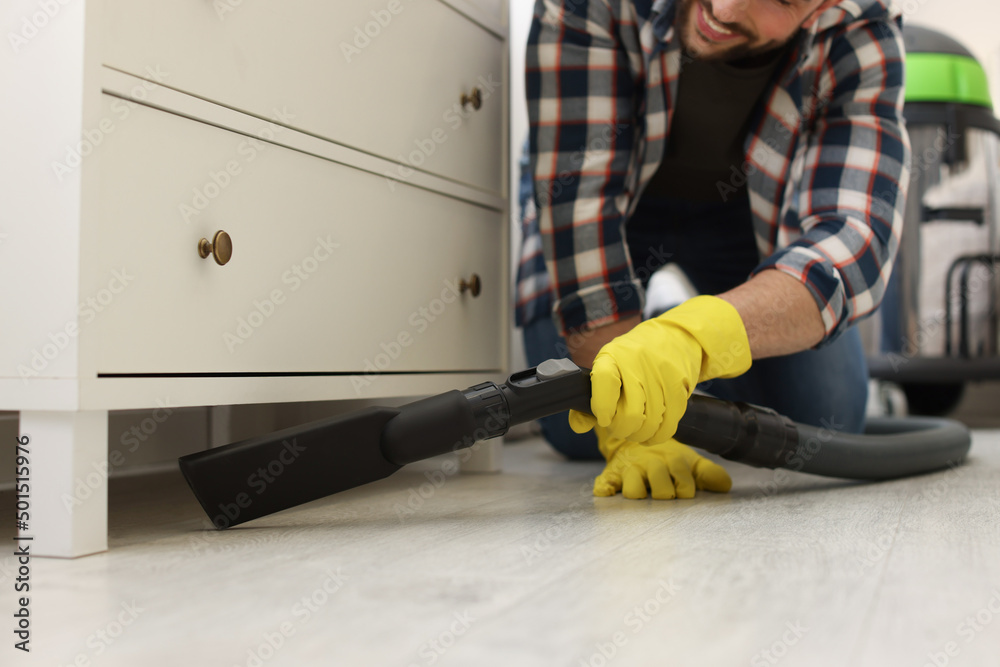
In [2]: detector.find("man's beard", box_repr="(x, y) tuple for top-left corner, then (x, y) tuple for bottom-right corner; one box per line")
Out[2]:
(676, 0), (785, 63)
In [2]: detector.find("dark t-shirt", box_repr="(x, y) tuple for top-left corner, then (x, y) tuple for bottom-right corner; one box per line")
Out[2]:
(644, 48), (787, 202)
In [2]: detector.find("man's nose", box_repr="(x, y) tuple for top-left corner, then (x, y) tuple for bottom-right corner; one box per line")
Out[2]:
(710, 0), (749, 24)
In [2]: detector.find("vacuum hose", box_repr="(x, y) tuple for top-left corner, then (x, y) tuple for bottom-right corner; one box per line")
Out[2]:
(177, 358), (974, 528)
(380, 359), (971, 480)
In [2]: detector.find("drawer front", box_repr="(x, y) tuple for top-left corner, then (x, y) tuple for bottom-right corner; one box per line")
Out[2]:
(91, 96), (502, 375)
(101, 0), (504, 195)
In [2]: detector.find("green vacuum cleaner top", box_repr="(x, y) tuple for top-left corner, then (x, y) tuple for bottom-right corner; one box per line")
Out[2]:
(904, 25), (992, 108)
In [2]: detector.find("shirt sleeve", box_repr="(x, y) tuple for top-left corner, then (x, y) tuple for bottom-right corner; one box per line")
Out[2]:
(750, 17), (911, 347)
(526, 0), (644, 337)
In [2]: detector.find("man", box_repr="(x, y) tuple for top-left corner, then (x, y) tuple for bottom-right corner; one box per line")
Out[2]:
(515, 0), (910, 500)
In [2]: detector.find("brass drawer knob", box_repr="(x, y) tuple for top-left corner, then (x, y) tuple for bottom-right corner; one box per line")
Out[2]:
(459, 273), (481, 297)
(461, 87), (482, 111)
(198, 230), (233, 266)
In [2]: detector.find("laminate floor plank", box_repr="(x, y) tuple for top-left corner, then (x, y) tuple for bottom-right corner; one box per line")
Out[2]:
(1, 431), (997, 666)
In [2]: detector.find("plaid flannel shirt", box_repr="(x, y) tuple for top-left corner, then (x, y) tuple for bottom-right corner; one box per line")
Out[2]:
(514, 0), (911, 348)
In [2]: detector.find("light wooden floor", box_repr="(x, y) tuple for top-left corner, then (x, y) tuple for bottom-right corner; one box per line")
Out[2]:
(2, 431), (999, 667)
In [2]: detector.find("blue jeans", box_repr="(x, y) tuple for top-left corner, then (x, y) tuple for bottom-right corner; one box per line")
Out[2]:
(521, 193), (869, 461)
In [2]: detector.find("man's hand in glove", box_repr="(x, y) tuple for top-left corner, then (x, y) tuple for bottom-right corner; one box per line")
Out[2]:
(593, 427), (732, 499)
(569, 295), (753, 444)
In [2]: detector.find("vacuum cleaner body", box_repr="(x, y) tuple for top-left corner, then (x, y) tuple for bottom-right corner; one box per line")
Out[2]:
(867, 25), (1000, 402)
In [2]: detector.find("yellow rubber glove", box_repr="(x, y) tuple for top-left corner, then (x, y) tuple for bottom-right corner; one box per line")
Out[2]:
(569, 295), (752, 444)
(593, 427), (732, 499)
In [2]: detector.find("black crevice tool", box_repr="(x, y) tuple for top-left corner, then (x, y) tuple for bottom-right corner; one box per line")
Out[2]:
(178, 359), (970, 528)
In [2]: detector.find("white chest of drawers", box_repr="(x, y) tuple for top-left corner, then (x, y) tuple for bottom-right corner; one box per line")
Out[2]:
(0, 0), (510, 557)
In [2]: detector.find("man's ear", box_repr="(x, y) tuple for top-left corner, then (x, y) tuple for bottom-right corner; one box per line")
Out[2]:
(801, 0), (842, 30)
